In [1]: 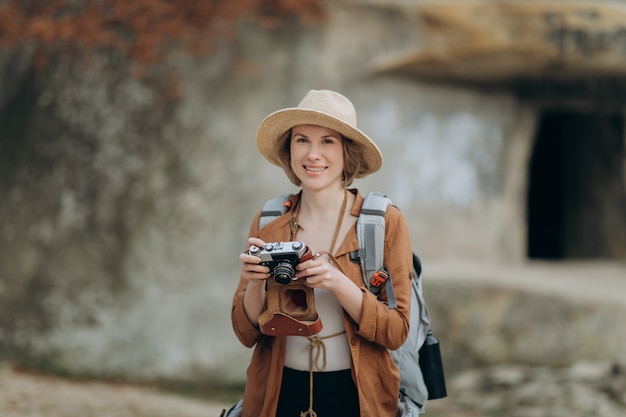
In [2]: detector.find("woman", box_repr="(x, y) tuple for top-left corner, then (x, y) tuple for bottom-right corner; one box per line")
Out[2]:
(232, 90), (414, 417)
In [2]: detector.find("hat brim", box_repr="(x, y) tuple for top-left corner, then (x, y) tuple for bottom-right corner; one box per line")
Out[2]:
(256, 108), (383, 177)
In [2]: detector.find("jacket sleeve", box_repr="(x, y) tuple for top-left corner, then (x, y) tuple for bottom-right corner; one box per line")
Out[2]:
(355, 205), (413, 350)
(231, 211), (265, 348)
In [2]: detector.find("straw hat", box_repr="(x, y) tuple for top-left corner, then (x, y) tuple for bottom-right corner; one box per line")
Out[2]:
(256, 89), (383, 179)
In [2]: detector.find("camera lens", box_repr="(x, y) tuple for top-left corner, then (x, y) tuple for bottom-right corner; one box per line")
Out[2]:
(273, 262), (296, 284)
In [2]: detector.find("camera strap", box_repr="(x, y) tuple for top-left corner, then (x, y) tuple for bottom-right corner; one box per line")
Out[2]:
(289, 189), (348, 258)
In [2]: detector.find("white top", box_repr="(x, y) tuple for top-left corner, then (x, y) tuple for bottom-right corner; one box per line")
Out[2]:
(284, 288), (352, 371)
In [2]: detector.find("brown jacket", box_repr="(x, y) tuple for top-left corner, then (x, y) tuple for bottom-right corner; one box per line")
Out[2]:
(231, 190), (413, 417)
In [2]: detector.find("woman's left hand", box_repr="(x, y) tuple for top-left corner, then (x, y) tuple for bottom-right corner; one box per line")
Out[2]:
(294, 255), (346, 291)
(295, 253), (364, 324)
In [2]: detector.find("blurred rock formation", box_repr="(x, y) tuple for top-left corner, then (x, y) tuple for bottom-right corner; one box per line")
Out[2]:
(0, 0), (624, 388)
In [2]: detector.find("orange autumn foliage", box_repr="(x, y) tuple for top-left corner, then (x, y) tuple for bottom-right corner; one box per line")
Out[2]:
(0, 0), (324, 66)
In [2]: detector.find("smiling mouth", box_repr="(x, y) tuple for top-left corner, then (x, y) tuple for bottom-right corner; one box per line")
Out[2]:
(304, 166), (327, 172)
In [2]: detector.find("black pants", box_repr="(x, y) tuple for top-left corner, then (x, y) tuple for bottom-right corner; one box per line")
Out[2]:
(276, 367), (360, 417)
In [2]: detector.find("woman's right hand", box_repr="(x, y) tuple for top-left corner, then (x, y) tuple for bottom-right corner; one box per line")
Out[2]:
(239, 237), (271, 282)
(239, 237), (270, 325)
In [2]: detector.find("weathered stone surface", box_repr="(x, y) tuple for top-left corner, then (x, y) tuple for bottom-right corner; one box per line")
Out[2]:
(424, 262), (626, 371)
(0, 0), (624, 386)
(375, 1), (626, 83)
(425, 360), (626, 417)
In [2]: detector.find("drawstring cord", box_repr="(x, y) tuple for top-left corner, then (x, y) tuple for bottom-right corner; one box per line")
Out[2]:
(300, 330), (346, 417)
(300, 253), (347, 417)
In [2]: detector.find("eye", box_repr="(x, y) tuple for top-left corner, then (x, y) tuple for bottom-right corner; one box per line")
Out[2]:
(294, 136), (308, 143)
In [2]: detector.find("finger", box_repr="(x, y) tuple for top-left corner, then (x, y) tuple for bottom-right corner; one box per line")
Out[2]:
(305, 275), (323, 288)
(247, 263), (270, 273)
(247, 237), (266, 249)
(240, 252), (262, 265)
(245, 270), (270, 279)
(296, 256), (322, 270)
(243, 274), (270, 283)
(241, 264), (270, 279)
(295, 263), (321, 280)
(242, 264), (266, 274)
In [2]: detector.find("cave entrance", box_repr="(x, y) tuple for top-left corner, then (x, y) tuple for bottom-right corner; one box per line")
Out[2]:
(526, 110), (626, 260)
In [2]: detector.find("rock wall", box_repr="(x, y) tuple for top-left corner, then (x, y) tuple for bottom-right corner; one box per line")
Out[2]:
(377, 1), (626, 83)
(0, 0), (625, 384)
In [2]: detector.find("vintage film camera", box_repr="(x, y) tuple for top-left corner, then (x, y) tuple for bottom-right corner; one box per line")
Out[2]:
(248, 241), (321, 336)
(247, 241), (314, 284)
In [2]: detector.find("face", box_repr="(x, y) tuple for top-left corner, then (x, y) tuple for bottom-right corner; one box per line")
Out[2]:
(290, 124), (344, 191)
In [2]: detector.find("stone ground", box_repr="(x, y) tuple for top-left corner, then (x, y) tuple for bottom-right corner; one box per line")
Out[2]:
(0, 364), (231, 417)
(431, 360), (626, 417)
(4, 359), (626, 417)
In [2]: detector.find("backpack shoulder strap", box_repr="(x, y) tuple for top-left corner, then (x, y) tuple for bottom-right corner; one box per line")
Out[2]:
(356, 191), (399, 308)
(358, 192), (442, 407)
(259, 193), (293, 229)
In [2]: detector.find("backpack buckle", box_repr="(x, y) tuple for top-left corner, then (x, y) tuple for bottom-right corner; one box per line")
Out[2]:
(370, 267), (389, 288)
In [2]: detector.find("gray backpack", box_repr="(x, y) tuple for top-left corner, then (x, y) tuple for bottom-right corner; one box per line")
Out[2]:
(258, 191), (447, 415)
(354, 192), (447, 415)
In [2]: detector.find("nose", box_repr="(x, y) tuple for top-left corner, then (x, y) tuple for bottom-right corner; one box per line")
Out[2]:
(306, 142), (322, 159)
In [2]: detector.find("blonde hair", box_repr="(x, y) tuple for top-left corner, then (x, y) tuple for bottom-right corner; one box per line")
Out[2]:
(276, 129), (366, 186)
